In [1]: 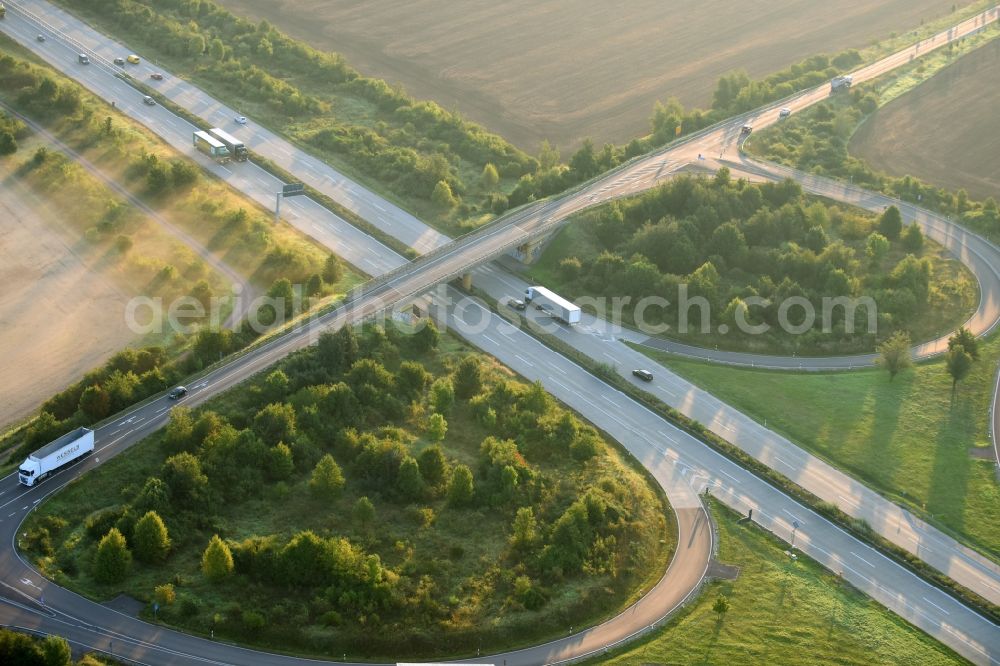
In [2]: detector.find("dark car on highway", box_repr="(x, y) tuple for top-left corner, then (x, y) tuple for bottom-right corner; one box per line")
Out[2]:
(632, 369), (654, 381)
(150, 72), (163, 80)
(168, 386), (188, 400)
(113, 56), (125, 65)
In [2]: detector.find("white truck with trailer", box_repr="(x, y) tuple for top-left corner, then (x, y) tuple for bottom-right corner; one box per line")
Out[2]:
(207, 127), (249, 162)
(18, 427), (95, 487)
(524, 286), (582, 325)
(193, 130), (231, 162)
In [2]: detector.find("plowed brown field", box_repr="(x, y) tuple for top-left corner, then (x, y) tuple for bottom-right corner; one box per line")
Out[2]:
(850, 37), (1000, 200)
(218, 0), (973, 151)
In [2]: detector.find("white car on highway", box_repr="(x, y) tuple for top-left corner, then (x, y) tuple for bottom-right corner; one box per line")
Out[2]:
(234, 115), (247, 125)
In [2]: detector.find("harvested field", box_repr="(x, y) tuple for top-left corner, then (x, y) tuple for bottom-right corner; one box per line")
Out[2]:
(851, 38), (1000, 200)
(0, 174), (136, 426)
(219, 0), (974, 151)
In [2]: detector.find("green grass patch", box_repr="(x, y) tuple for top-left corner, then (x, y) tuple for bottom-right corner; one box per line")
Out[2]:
(587, 499), (964, 665)
(637, 337), (1000, 559)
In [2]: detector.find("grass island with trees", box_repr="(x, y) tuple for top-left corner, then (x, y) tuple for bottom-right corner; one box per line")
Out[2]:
(528, 172), (976, 354)
(20, 325), (673, 659)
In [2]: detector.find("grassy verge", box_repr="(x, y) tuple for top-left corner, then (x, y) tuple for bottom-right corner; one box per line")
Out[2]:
(468, 285), (1000, 625)
(635, 334), (1000, 561)
(585, 499), (965, 666)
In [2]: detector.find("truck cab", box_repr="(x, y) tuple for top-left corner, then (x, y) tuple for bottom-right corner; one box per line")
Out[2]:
(17, 463), (39, 486)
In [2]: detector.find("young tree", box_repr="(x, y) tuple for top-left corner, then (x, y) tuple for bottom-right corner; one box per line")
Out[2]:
(538, 139), (560, 170)
(412, 319), (439, 352)
(712, 594), (730, 618)
(267, 443), (295, 481)
(480, 162), (500, 190)
(901, 224), (924, 252)
(317, 325), (358, 373)
(154, 583), (176, 607)
(511, 506), (538, 549)
(453, 356), (483, 400)
(945, 347), (973, 393)
(262, 370), (290, 404)
(209, 37), (225, 61)
(253, 402), (296, 445)
(93, 528), (131, 584)
(431, 180), (457, 208)
(310, 454), (345, 499)
(353, 496), (376, 527)
(161, 453), (209, 507)
(78, 385), (111, 420)
(201, 535), (234, 582)
(133, 476), (171, 515)
(305, 273), (324, 297)
(947, 326), (979, 360)
(876, 331), (912, 381)
(865, 232), (890, 263)
(447, 464), (475, 507)
(878, 205), (903, 240)
(322, 254), (343, 284)
(430, 377), (455, 415)
(132, 511), (171, 563)
(426, 412), (447, 441)
(41, 634), (71, 666)
(397, 456), (424, 501)
(397, 361), (431, 402)
(418, 445), (448, 487)
(0, 130), (17, 155)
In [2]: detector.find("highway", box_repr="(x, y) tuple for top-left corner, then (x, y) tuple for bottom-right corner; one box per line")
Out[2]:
(0, 0), (999, 663)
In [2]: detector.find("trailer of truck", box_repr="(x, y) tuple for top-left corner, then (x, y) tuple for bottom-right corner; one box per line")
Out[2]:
(524, 286), (582, 324)
(830, 75), (853, 92)
(18, 427), (95, 487)
(207, 127), (248, 162)
(193, 130), (231, 162)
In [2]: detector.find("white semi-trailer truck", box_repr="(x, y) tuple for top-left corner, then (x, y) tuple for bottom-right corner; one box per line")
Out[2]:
(18, 427), (95, 487)
(193, 130), (231, 162)
(524, 286), (582, 325)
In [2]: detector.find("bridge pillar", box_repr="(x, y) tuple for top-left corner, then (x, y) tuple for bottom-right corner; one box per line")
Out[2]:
(461, 272), (473, 290)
